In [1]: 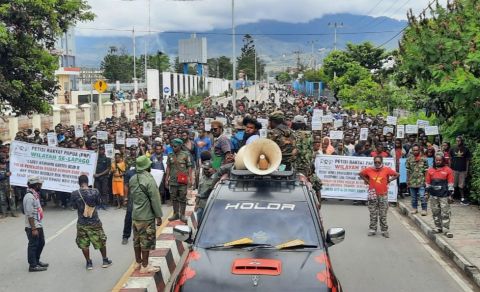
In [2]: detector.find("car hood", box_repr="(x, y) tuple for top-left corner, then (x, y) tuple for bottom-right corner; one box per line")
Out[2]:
(176, 248), (339, 292)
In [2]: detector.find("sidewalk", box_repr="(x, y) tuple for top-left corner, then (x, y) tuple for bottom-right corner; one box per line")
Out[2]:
(397, 197), (480, 288)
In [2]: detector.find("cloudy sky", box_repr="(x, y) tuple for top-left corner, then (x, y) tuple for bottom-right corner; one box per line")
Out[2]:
(77, 0), (447, 37)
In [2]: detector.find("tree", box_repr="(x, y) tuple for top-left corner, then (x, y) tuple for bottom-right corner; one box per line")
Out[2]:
(276, 72), (291, 83)
(322, 51), (354, 81)
(101, 46), (133, 83)
(303, 68), (327, 82)
(397, 0), (480, 140)
(237, 34), (266, 81)
(0, 1), (94, 114)
(345, 42), (386, 71)
(207, 56), (232, 79)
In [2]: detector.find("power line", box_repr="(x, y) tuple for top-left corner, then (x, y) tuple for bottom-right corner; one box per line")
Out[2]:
(352, 0), (387, 27)
(365, 0), (412, 31)
(376, 25), (408, 48)
(76, 26), (400, 36)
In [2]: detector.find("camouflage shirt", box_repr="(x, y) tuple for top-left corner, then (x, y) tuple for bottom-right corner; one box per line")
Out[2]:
(268, 124), (297, 165)
(406, 155), (428, 187)
(294, 130), (313, 175)
(167, 150), (192, 186)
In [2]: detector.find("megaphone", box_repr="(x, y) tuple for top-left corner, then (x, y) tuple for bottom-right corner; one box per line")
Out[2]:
(234, 138), (282, 175)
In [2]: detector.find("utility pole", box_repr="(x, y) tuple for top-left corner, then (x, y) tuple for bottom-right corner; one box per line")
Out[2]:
(232, 0), (236, 111)
(328, 22), (343, 51)
(307, 40), (317, 69)
(293, 50), (301, 72)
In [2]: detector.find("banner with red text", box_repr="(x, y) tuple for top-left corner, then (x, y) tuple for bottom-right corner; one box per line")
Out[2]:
(314, 155), (397, 202)
(10, 141), (98, 192)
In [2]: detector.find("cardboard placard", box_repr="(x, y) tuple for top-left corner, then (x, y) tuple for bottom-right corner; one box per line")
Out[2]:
(104, 144), (114, 159)
(96, 130), (108, 141)
(47, 133), (57, 147)
(386, 116), (397, 125)
(155, 112), (162, 125)
(329, 130), (344, 140)
(405, 125), (418, 134)
(312, 121), (322, 131)
(259, 129), (267, 138)
(75, 124), (84, 138)
(116, 131), (126, 145)
(383, 126), (394, 135)
(126, 138), (139, 148)
(416, 120), (429, 129)
(360, 128), (369, 141)
(334, 119), (343, 129)
(396, 125), (405, 139)
(143, 121), (153, 136)
(313, 109), (323, 118)
(322, 115), (333, 124)
(425, 125), (439, 136)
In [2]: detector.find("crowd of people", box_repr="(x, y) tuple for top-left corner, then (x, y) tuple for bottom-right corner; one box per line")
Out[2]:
(1, 84), (474, 272)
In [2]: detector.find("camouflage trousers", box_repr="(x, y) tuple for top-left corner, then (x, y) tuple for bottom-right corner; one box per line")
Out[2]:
(133, 219), (156, 251)
(76, 224), (107, 250)
(368, 195), (389, 232)
(430, 196), (450, 231)
(0, 189), (15, 215)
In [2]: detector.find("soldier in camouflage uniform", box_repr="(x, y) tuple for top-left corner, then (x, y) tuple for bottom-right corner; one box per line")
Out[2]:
(292, 115), (313, 176)
(310, 138), (323, 208)
(166, 138), (193, 223)
(268, 111), (297, 170)
(406, 145), (429, 215)
(0, 158), (14, 218)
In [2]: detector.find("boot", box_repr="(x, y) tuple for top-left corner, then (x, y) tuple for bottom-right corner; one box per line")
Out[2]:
(168, 201), (179, 221)
(179, 203), (188, 224)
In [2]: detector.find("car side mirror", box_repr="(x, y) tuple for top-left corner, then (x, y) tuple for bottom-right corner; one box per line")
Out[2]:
(173, 225), (192, 242)
(326, 227), (345, 247)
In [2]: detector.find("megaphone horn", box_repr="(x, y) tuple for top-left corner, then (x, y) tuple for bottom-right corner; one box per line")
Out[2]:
(234, 138), (282, 175)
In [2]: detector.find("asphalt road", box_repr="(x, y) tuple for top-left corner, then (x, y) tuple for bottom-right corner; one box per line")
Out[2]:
(321, 200), (477, 292)
(0, 203), (171, 292)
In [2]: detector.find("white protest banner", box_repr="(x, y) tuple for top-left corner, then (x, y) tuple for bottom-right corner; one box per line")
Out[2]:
(397, 125), (405, 139)
(312, 121), (322, 131)
(143, 121), (153, 136)
(224, 128), (232, 139)
(47, 133), (57, 147)
(10, 141), (98, 193)
(96, 130), (108, 141)
(259, 129), (267, 138)
(360, 128), (369, 141)
(416, 119), (429, 128)
(322, 115), (333, 124)
(75, 124), (84, 138)
(329, 130), (344, 140)
(383, 126), (394, 135)
(334, 119), (343, 129)
(386, 116), (397, 125)
(150, 169), (164, 188)
(315, 155), (397, 202)
(104, 144), (114, 159)
(405, 125), (418, 134)
(155, 112), (162, 125)
(257, 118), (269, 130)
(313, 109), (323, 118)
(425, 125), (439, 136)
(116, 131), (126, 145)
(126, 138), (139, 148)
(204, 118), (213, 131)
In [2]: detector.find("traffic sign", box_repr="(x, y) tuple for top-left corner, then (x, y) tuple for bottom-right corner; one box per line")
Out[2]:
(163, 87), (170, 94)
(94, 80), (108, 93)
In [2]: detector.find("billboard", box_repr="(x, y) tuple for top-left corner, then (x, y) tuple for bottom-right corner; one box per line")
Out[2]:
(178, 37), (207, 64)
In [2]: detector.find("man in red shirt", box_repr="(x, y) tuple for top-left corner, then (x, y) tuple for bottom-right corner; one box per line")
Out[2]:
(359, 156), (399, 238)
(370, 143), (390, 158)
(426, 154), (454, 238)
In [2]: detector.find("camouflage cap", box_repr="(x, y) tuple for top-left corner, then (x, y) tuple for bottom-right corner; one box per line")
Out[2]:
(269, 111), (285, 121)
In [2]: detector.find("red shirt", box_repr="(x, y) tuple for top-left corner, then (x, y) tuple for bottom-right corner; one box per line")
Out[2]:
(360, 166), (398, 195)
(425, 166), (454, 187)
(370, 151), (390, 158)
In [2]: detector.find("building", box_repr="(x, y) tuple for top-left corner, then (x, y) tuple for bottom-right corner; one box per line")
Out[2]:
(53, 28), (80, 104)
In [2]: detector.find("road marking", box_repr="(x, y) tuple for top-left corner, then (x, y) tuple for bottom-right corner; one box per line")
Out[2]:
(112, 212), (173, 292)
(392, 210), (474, 292)
(45, 218), (77, 245)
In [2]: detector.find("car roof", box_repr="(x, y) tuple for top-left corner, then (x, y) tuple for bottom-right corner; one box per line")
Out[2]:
(215, 170), (308, 202)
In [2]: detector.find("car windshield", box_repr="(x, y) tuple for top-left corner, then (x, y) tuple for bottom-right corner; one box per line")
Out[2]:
(197, 199), (321, 249)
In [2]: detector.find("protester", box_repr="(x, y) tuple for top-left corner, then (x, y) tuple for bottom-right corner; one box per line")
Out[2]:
(426, 154), (454, 238)
(242, 116), (262, 145)
(71, 175), (112, 270)
(0, 159), (13, 218)
(359, 156), (399, 238)
(94, 145), (111, 210)
(111, 152), (126, 208)
(166, 138), (193, 223)
(406, 144), (429, 215)
(128, 155), (163, 274)
(23, 176), (48, 272)
(210, 120), (233, 169)
(449, 136), (471, 205)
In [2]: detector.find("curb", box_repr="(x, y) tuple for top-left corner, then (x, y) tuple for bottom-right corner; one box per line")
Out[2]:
(397, 201), (480, 288)
(115, 200), (198, 292)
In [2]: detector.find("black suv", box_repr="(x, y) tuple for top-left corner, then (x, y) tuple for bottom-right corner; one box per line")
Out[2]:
(171, 170), (344, 292)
